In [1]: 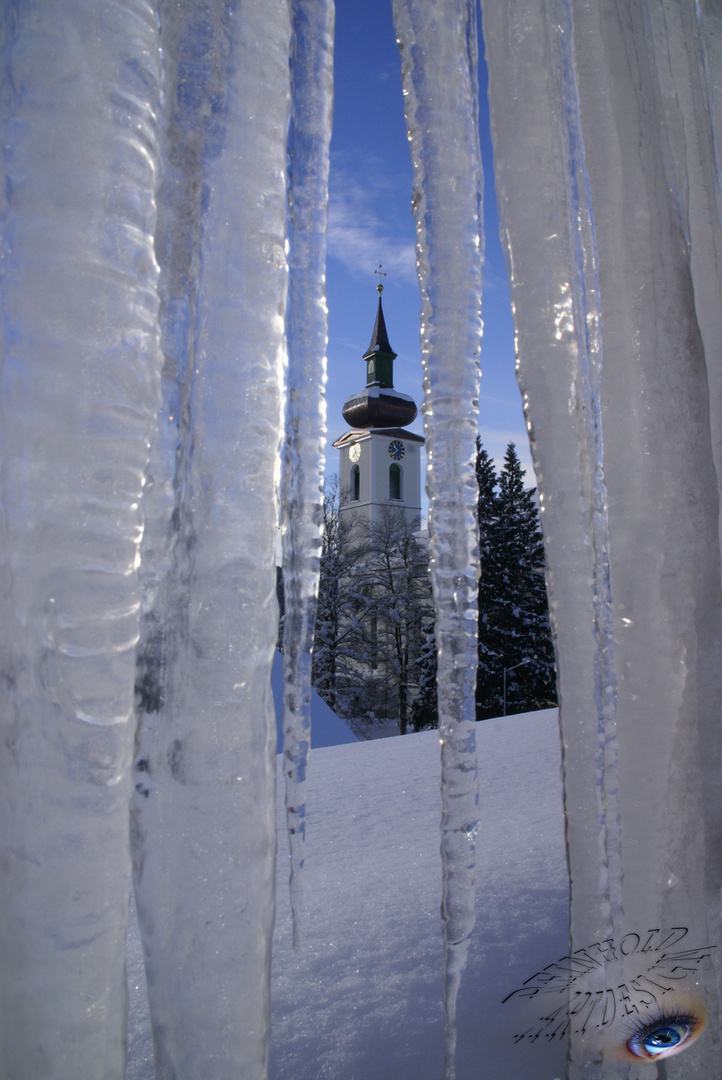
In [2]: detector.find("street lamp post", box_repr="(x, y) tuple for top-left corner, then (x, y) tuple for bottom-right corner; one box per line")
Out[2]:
(502, 658), (530, 717)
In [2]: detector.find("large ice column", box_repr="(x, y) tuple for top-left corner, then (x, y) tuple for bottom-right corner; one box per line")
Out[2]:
(281, 0), (334, 949)
(0, 3), (163, 1078)
(660, 2), (722, 538)
(392, 2), (483, 1077)
(483, 2), (722, 1076)
(131, 1), (292, 1076)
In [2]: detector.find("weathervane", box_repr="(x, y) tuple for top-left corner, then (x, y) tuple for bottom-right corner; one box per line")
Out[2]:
(374, 263), (386, 294)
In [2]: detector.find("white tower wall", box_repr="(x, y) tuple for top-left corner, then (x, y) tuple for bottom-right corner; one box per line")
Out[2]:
(336, 430), (424, 531)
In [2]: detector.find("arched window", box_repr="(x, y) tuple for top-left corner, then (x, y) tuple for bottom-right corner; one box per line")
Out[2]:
(351, 464), (360, 501)
(389, 463), (402, 500)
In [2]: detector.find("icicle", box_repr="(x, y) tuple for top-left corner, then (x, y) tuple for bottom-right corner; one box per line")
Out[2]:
(131, 1), (292, 1076)
(391, 2), (483, 1077)
(484, 4), (624, 1071)
(664, 1), (722, 538)
(0, 2), (163, 1077)
(483, 1), (722, 1076)
(281, 0), (334, 951)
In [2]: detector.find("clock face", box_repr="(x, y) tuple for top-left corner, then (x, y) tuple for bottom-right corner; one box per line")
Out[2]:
(388, 440), (405, 461)
(349, 443), (361, 462)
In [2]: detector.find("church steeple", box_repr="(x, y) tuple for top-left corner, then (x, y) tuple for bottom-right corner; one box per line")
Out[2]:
(341, 284), (417, 429)
(363, 285), (396, 389)
(333, 274), (424, 530)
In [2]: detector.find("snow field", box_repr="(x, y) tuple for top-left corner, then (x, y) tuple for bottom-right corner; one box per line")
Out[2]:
(127, 709), (568, 1080)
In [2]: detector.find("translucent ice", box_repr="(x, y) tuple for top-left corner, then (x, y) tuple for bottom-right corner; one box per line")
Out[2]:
(392, 2), (483, 1076)
(281, 0), (334, 949)
(6, 4), (722, 1079)
(0, 2), (163, 1076)
(131, 1), (291, 1076)
(483, 1), (722, 1075)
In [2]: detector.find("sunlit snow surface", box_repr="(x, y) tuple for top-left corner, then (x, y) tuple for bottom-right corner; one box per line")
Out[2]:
(127, 710), (568, 1080)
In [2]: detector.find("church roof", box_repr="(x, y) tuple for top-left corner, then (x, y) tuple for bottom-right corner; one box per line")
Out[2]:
(363, 289), (396, 359)
(340, 283), (416, 430)
(341, 386), (417, 429)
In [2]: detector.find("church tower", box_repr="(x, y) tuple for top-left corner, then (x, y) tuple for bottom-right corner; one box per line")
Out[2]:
(333, 282), (424, 529)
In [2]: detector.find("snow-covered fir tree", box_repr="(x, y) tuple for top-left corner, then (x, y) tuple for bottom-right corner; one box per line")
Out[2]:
(411, 620), (438, 730)
(476, 441), (557, 719)
(315, 446), (556, 731)
(475, 438), (500, 712)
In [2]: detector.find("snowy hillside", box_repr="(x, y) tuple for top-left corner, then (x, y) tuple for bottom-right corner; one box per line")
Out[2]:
(126, 709), (568, 1080)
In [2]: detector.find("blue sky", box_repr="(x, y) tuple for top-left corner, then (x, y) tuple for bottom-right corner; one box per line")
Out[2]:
(324, 0), (533, 487)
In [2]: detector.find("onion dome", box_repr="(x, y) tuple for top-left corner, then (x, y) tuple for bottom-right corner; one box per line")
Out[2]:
(341, 285), (418, 429)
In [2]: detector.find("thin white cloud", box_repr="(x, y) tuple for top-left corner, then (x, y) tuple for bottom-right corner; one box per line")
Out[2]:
(326, 154), (510, 299)
(327, 162), (417, 286)
(482, 262), (509, 293)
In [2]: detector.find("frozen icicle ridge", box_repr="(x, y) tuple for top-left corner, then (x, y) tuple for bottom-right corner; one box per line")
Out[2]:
(131, 0), (291, 1076)
(0, 1), (163, 1076)
(281, 0), (334, 951)
(483, 0), (722, 1075)
(392, 1), (483, 1077)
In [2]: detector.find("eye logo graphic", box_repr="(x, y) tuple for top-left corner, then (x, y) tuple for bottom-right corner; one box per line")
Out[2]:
(503, 927), (714, 1061)
(622, 1008), (700, 1060)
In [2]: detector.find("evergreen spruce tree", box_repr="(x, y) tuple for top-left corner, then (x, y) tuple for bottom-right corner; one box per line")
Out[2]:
(411, 620), (438, 730)
(476, 441), (557, 718)
(475, 438), (502, 713)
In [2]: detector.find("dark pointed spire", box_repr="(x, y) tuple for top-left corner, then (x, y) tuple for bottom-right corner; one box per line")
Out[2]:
(364, 286), (396, 360)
